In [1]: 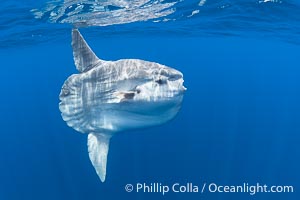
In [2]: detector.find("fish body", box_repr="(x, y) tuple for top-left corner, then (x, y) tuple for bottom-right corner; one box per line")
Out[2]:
(59, 29), (186, 182)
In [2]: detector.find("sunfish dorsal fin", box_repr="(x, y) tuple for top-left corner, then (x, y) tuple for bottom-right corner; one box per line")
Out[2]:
(72, 29), (102, 72)
(88, 133), (111, 182)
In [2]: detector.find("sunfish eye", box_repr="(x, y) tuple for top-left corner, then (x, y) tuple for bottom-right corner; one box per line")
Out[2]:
(160, 70), (169, 76)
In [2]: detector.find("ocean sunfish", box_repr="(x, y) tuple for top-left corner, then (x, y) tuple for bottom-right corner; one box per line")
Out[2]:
(59, 29), (186, 182)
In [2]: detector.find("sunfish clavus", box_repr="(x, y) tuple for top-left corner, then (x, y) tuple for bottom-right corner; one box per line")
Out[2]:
(59, 29), (186, 182)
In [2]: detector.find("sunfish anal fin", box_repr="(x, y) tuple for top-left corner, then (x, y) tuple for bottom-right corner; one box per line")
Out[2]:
(72, 29), (102, 73)
(88, 133), (111, 182)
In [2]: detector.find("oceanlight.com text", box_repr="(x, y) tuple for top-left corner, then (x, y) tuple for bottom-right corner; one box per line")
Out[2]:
(124, 182), (294, 196)
(207, 182), (294, 195)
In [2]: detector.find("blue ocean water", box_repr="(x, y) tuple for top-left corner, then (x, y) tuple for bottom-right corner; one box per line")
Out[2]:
(0, 0), (299, 200)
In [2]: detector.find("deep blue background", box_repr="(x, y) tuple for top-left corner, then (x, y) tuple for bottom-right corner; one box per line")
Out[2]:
(0, 35), (299, 200)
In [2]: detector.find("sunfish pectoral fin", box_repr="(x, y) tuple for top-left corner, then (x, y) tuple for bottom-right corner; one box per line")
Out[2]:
(72, 29), (103, 73)
(113, 91), (135, 102)
(87, 133), (111, 182)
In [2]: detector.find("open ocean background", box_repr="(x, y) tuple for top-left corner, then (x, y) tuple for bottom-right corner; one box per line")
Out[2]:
(0, 0), (299, 199)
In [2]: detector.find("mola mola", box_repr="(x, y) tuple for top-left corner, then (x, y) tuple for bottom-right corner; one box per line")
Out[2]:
(59, 29), (186, 182)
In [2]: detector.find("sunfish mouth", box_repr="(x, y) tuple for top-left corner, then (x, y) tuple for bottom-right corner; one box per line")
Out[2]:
(181, 84), (187, 92)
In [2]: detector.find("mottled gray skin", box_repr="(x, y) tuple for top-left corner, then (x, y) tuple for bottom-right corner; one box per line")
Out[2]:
(60, 59), (185, 134)
(59, 29), (186, 182)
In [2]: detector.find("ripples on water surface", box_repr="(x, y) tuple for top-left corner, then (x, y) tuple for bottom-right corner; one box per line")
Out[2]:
(1, 0), (300, 47)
